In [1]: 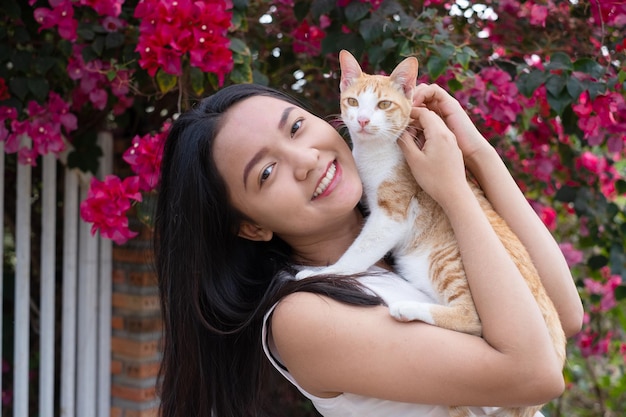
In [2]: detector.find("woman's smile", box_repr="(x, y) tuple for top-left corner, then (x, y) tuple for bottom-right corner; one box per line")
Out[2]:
(312, 160), (339, 200)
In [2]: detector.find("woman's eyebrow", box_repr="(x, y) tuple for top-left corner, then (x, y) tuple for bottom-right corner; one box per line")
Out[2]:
(278, 106), (295, 129)
(243, 147), (269, 189)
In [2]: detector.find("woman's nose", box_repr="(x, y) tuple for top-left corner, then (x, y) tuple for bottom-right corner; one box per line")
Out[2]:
(291, 146), (319, 181)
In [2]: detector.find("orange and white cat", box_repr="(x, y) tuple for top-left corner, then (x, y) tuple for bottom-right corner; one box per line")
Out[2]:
(298, 50), (566, 417)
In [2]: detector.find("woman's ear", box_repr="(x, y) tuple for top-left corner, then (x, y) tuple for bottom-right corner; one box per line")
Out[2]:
(238, 220), (273, 242)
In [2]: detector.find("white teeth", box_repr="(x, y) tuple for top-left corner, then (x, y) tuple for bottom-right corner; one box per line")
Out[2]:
(313, 162), (336, 199)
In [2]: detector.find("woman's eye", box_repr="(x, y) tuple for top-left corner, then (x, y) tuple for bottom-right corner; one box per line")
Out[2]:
(290, 119), (303, 137)
(260, 164), (274, 184)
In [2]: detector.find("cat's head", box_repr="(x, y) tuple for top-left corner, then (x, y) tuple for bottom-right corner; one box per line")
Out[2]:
(339, 50), (418, 144)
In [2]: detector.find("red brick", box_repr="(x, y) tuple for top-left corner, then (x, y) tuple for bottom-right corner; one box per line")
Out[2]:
(125, 408), (159, 417)
(113, 247), (154, 264)
(128, 271), (157, 287)
(126, 361), (161, 379)
(112, 293), (160, 312)
(111, 337), (159, 359)
(126, 317), (162, 333)
(113, 269), (126, 284)
(111, 316), (124, 330)
(111, 384), (156, 402)
(111, 359), (123, 375)
(110, 406), (123, 417)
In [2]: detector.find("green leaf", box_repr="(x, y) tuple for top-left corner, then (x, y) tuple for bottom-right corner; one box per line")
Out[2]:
(252, 69), (269, 86)
(33, 56), (57, 75)
(573, 58), (605, 79)
(105, 32), (125, 49)
(9, 77), (28, 101)
(615, 179), (626, 195)
(546, 90), (572, 116)
(359, 17), (384, 42)
(615, 285), (626, 301)
(77, 26), (96, 41)
(381, 38), (396, 50)
(91, 36), (105, 57)
(12, 50), (31, 72)
(230, 37), (248, 55)
(588, 254), (608, 270)
(545, 73), (567, 96)
(456, 50), (471, 70)
(28, 77), (49, 101)
(426, 55), (447, 80)
(321, 32), (363, 56)
(232, 0), (248, 9)
(447, 78), (463, 92)
(566, 76), (584, 99)
(230, 64), (253, 84)
(554, 185), (576, 202)
(345, 1), (370, 23)
(156, 69), (178, 93)
(311, 0), (335, 19)
(190, 67), (205, 95)
(294, 1), (310, 21)
(516, 69), (546, 97)
(545, 52), (572, 71)
(14, 26), (30, 43)
(82, 45), (99, 62)
(618, 69), (626, 84)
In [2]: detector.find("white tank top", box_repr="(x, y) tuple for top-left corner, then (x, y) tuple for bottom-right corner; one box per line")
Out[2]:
(261, 267), (545, 417)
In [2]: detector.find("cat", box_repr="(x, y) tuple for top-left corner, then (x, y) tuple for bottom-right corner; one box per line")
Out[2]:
(297, 50), (566, 417)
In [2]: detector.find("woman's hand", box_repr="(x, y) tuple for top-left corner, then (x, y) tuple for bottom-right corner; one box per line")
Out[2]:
(411, 83), (489, 161)
(397, 106), (469, 207)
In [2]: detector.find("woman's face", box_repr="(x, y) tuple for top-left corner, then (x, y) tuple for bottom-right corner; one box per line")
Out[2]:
(213, 95), (363, 244)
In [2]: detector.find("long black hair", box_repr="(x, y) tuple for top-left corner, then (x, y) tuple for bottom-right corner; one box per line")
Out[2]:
(154, 83), (382, 417)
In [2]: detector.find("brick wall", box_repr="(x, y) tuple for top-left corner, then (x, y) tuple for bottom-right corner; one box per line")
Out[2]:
(110, 216), (161, 417)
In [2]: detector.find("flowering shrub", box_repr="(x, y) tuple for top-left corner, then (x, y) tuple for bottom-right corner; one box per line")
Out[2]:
(1, 0), (625, 414)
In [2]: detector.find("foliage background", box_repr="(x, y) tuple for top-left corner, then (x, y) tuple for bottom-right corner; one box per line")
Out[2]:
(1, 0), (625, 416)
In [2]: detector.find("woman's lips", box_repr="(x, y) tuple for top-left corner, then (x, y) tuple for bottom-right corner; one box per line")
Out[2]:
(312, 161), (338, 199)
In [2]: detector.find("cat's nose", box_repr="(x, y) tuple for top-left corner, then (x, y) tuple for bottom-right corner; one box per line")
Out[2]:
(357, 116), (369, 128)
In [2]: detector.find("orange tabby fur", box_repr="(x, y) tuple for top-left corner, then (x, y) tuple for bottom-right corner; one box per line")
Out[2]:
(338, 50), (566, 417)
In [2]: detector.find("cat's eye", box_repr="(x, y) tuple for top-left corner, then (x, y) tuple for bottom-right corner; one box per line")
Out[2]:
(378, 100), (392, 109)
(260, 164), (275, 184)
(290, 119), (303, 137)
(347, 97), (358, 107)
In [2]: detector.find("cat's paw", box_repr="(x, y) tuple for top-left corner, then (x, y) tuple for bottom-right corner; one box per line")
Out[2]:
(389, 301), (433, 323)
(295, 265), (357, 280)
(295, 269), (319, 280)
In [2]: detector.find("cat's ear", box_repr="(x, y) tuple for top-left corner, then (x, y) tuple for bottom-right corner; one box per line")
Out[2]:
(390, 57), (419, 98)
(238, 220), (273, 242)
(339, 49), (363, 92)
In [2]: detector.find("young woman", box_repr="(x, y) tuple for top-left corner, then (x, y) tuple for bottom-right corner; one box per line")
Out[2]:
(154, 82), (583, 417)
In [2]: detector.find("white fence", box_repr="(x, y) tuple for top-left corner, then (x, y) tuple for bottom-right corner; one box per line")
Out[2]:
(1, 132), (113, 417)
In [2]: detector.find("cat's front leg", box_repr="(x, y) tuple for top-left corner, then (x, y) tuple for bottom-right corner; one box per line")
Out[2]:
(389, 301), (482, 336)
(295, 213), (406, 280)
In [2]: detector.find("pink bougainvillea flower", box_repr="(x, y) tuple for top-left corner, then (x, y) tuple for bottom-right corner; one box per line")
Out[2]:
(122, 126), (168, 192)
(134, 0), (233, 84)
(80, 0), (124, 17)
(529, 4), (548, 27)
(292, 20), (325, 54)
(33, 0), (78, 41)
(584, 275), (622, 312)
(80, 175), (143, 244)
(558, 242), (583, 267)
(101, 16), (126, 32)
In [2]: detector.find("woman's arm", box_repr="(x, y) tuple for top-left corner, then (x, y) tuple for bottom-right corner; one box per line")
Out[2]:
(411, 84), (583, 337)
(271, 105), (565, 406)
